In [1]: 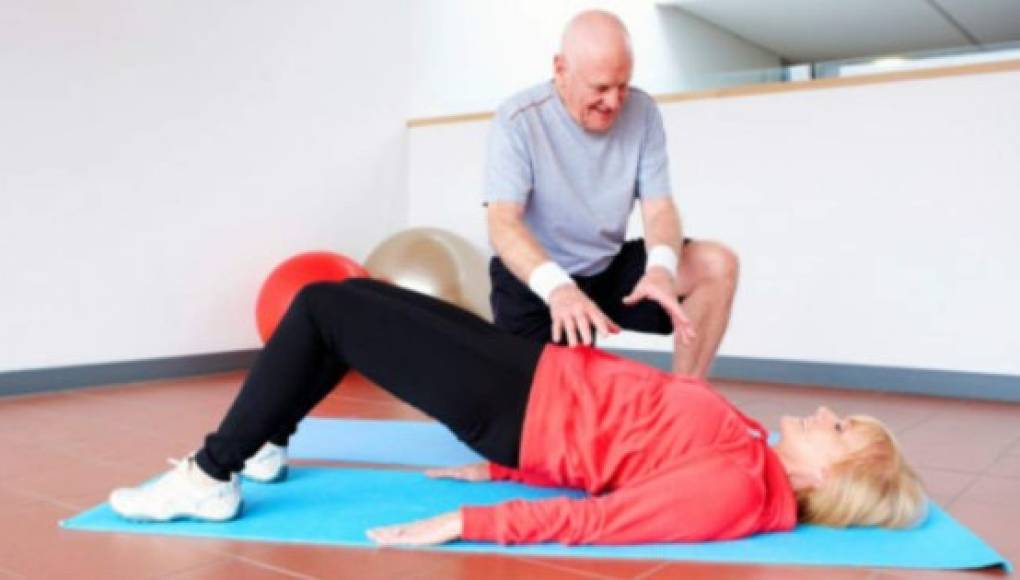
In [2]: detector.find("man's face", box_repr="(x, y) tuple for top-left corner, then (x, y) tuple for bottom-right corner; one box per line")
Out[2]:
(554, 51), (632, 133)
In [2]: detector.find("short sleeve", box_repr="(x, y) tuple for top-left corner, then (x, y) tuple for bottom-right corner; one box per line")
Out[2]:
(636, 100), (671, 200)
(484, 110), (533, 204)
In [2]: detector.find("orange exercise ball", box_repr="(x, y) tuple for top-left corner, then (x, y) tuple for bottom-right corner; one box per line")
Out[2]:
(255, 251), (368, 343)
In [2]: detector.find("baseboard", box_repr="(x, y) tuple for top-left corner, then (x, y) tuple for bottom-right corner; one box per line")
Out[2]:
(3, 348), (1018, 404)
(0, 350), (259, 398)
(609, 349), (1020, 403)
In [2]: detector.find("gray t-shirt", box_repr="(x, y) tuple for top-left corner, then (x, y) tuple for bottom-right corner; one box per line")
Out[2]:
(484, 81), (672, 276)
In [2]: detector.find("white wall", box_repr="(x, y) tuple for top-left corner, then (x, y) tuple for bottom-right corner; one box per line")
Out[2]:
(406, 69), (1020, 377)
(409, 0), (781, 118)
(0, 1), (783, 376)
(0, 1), (411, 372)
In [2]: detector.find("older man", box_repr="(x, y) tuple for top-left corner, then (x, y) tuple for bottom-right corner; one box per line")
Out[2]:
(486, 10), (738, 377)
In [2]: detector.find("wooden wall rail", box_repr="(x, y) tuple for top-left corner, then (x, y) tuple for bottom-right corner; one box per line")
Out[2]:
(406, 58), (1020, 128)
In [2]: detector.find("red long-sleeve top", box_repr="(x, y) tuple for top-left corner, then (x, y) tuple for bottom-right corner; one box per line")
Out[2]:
(460, 345), (797, 545)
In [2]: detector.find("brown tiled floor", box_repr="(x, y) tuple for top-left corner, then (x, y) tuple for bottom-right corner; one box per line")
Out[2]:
(0, 372), (1016, 579)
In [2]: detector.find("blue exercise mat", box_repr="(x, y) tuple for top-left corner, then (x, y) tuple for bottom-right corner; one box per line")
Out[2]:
(62, 466), (1010, 571)
(289, 417), (781, 465)
(289, 417), (483, 465)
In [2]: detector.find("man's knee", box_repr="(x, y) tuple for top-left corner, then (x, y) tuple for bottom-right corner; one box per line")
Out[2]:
(708, 243), (739, 285)
(686, 241), (739, 288)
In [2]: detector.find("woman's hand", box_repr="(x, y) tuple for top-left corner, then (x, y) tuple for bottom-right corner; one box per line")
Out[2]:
(366, 465), (483, 545)
(367, 511), (463, 546)
(424, 462), (491, 482)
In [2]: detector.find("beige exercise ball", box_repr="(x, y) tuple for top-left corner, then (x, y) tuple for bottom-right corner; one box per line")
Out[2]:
(365, 228), (492, 321)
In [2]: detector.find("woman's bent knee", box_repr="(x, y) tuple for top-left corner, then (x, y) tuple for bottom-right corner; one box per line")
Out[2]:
(294, 279), (360, 312)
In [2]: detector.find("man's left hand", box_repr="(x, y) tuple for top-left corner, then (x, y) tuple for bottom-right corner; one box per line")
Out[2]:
(622, 268), (696, 345)
(367, 511), (463, 546)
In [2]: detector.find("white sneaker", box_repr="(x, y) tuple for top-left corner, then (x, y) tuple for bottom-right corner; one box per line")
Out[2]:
(109, 457), (242, 522)
(241, 443), (288, 483)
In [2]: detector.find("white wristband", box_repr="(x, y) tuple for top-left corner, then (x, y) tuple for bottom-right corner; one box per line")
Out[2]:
(528, 261), (575, 304)
(645, 244), (679, 279)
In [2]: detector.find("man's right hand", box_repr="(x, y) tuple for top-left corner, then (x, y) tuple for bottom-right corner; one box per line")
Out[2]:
(548, 285), (620, 347)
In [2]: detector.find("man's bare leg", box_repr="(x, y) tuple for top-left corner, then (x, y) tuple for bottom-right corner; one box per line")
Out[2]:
(672, 241), (739, 377)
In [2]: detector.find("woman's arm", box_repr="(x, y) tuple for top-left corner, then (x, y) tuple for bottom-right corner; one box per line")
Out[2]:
(463, 456), (762, 545)
(368, 456), (764, 547)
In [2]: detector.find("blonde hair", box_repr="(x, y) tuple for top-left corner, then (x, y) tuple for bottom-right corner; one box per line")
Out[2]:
(796, 416), (927, 528)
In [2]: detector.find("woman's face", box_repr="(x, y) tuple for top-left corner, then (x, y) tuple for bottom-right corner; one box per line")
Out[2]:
(775, 406), (871, 486)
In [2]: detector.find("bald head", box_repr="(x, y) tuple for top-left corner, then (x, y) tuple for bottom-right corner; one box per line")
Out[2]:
(554, 10), (633, 133)
(559, 10), (632, 66)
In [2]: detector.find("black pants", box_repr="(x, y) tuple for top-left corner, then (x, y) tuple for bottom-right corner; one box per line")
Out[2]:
(490, 239), (686, 343)
(196, 279), (544, 481)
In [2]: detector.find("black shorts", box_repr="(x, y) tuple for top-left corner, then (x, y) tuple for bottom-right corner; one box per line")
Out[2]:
(489, 239), (689, 343)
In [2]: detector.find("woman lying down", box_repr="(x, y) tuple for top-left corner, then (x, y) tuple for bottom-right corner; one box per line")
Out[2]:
(109, 279), (926, 545)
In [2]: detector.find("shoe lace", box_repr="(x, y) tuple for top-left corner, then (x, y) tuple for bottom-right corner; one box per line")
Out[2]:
(147, 457), (191, 491)
(158, 457), (230, 502)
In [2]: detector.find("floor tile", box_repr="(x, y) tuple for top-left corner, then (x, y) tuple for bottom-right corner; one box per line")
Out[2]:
(521, 556), (664, 579)
(0, 484), (39, 509)
(56, 429), (199, 470)
(407, 553), (608, 579)
(0, 438), (76, 484)
(951, 475), (1020, 507)
(899, 439), (1007, 473)
(330, 372), (393, 402)
(311, 398), (431, 421)
(39, 488), (112, 512)
(985, 450), (1020, 479)
(196, 543), (577, 580)
(2, 374), (1017, 579)
(0, 501), (222, 579)
(914, 467), (979, 506)
(2, 455), (162, 506)
(162, 556), (311, 579)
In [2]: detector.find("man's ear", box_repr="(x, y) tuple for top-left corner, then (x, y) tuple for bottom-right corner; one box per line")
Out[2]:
(553, 54), (565, 77)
